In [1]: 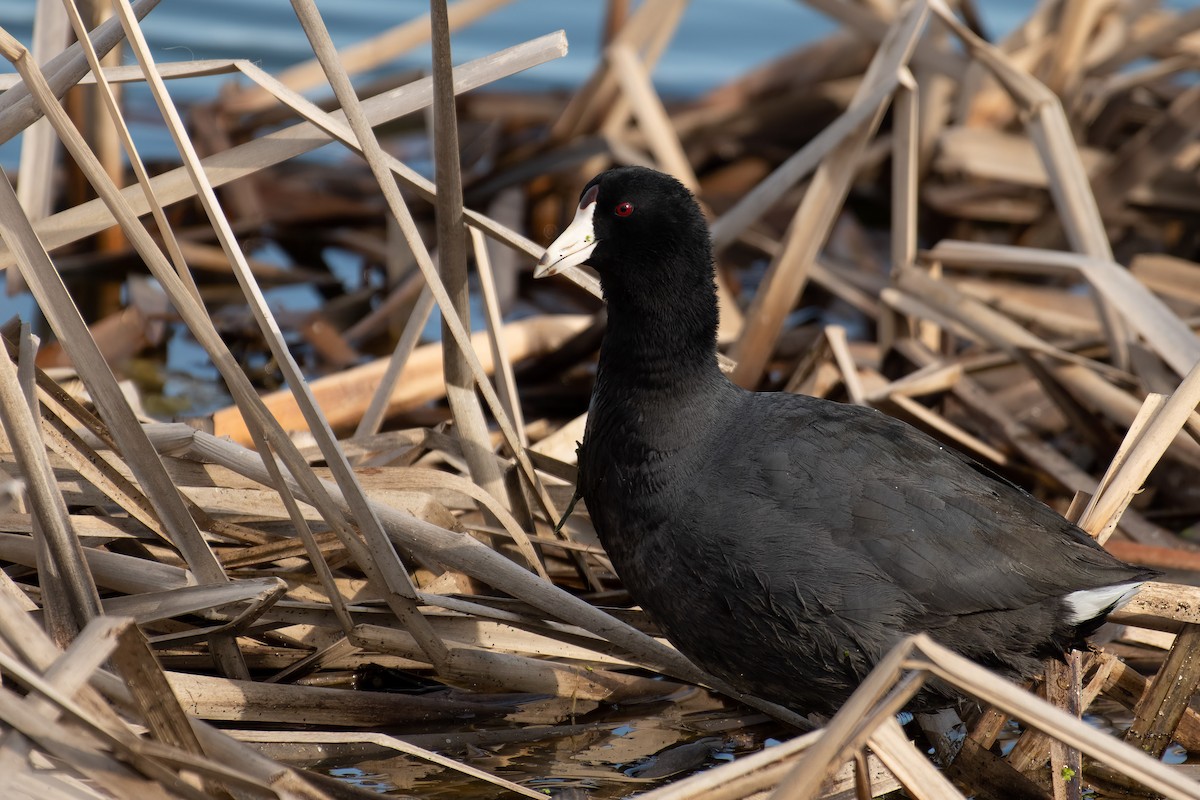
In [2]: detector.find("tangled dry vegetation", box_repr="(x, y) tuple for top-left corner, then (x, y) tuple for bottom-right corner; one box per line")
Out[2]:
(3, 0), (1200, 798)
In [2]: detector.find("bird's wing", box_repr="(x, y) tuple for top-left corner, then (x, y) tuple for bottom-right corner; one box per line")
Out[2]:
(708, 393), (1141, 619)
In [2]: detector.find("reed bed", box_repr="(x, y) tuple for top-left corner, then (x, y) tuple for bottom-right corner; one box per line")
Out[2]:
(1, 0), (1200, 798)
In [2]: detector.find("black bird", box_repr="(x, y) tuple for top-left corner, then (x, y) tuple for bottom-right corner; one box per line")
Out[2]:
(535, 166), (1157, 715)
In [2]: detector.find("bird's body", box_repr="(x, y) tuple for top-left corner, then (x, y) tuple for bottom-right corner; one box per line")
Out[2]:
(537, 166), (1156, 715)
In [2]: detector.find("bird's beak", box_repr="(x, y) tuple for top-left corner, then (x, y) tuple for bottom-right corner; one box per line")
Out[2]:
(535, 186), (598, 278)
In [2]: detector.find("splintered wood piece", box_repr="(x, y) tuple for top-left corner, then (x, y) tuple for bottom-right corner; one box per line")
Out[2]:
(0, 684), (183, 800)
(1126, 623), (1200, 758)
(852, 750), (873, 800)
(946, 737), (1046, 800)
(1046, 652), (1083, 800)
(1111, 583), (1200, 630)
(1101, 652), (1200, 753)
(866, 716), (963, 800)
(164, 670), (507, 726)
(352, 623), (680, 702)
(0, 617), (217, 799)
(1079, 354), (1200, 542)
(110, 625), (204, 756)
(213, 314), (590, 444)
(1006, 650), (1108, 782)
(908, 635), (1197, 799)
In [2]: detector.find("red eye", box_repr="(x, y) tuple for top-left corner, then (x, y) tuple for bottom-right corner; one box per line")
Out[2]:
(614, 201), (634, 217)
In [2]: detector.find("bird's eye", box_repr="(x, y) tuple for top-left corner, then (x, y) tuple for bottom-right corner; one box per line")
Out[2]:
(614, 201), (634, 217)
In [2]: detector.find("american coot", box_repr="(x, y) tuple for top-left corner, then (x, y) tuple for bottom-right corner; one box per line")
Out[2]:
(535, 166), (1158, 715)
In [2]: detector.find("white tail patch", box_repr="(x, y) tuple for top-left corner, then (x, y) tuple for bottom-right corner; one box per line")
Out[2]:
(1064, 582), (1144, 624)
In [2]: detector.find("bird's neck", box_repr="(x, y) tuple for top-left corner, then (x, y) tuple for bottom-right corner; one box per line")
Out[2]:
(596, 273), (724, 394)
(584, 267), (735, 491)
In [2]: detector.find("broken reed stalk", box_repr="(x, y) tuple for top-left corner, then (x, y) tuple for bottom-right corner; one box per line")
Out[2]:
(286, 0), (470, 668)
(0, 352), (95, 643)
(608, 42), (699, 192)
(1079, 356), (1200, 542)
(0, 45), (253, 674)
(0, 572), (346, 800)
(730, 1), (929, 386)
(7, 0), (66, 299)
(0, 35), (572, 272)
(9, 0), (604, 719)
(470, 227), (528, 446)
(762, 634), (1200, 800)
(866, 716), (960, 800)
(928, 241), (1200, 377)
(427, 0), (509, 507)
(64, 0), (194, 291)
(549, 0), (686, 143)
(286, 1), (568, 545)
(0, 0), (161, 143)
(225, 0), (514, 114)
(19, 3), (448, 678)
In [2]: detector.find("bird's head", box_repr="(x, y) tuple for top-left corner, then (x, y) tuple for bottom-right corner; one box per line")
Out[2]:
(536, 167), (712, 294)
